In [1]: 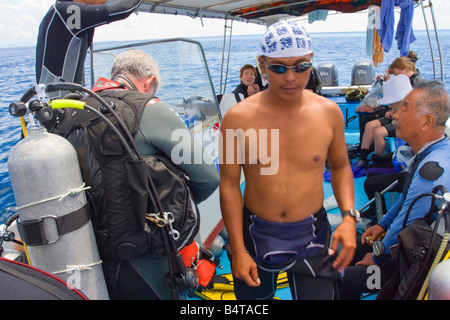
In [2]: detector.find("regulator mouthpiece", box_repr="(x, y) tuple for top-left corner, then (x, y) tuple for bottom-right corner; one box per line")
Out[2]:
(9, 102), (27, 117)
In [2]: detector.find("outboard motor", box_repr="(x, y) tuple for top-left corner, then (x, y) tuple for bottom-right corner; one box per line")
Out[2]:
(351, 59), (375, 86)
(318, 61), (339, 86)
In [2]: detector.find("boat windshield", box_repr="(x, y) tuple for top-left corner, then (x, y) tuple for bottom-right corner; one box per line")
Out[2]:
(89, 39), (221, 138)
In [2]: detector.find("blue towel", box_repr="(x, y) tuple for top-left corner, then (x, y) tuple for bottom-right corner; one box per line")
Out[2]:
(395, 0), (416, 56)
(378, 0), (396, 53)
(308, 10), (329, 23)
(378, 0), (415, 56)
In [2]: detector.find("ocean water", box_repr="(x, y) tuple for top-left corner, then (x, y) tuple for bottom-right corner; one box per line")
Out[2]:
(1, 30), (449, 221)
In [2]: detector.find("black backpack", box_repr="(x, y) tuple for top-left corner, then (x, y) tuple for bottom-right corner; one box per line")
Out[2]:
(377, 186), (450, 300)
(52, 89), (200, 261)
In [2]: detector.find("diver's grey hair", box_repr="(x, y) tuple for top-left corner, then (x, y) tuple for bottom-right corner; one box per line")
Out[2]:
(111, 49), (161, 95)
(414, 81), (450, 127)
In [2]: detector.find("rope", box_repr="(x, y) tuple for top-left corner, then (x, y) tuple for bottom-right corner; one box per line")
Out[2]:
(15, 183), (90, 210)
(52, 260), (103, 275)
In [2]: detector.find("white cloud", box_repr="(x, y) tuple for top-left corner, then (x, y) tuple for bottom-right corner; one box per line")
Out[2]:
(0, 1), (264, 47)
(0, 0), (53, 48)
(93, 12), (265, 42)
(0, 0), (448, 48)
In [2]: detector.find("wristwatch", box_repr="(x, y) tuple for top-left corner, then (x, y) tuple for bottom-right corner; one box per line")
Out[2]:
(341, 209), (360, 222)
(372, 241), (385, 256)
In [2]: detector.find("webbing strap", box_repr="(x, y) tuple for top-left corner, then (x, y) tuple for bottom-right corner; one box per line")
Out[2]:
(17, 203), (92, 246)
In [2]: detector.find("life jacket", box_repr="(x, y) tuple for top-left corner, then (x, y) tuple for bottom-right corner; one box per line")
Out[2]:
(52, 78), (201, 261)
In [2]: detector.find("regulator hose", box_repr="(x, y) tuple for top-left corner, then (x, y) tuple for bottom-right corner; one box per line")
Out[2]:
(394, 244), (427, 300)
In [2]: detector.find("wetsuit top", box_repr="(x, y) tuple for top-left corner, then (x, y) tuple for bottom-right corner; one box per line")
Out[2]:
(409, 73), (426, 88)
(35, 0), (142, 85)
(375, 136), (450, 263)
(232, 83), (249, 100)
(135, 98), (220, 203)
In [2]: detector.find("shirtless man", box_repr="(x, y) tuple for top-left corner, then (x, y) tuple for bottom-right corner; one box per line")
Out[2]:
(219, 21), (357, 300)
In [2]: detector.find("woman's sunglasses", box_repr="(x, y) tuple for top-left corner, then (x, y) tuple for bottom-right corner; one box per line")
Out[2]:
(263, 59), (312, 74)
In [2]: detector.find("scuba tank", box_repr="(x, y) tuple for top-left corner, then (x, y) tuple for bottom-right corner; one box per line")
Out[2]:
(428, 259), (450, 299)
(7, 85), (109, 300)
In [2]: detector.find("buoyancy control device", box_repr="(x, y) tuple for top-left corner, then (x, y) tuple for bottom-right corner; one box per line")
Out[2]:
(7, 85), (109, 300)
(52, 85), (200, 260)
(377, 186), (450, 300)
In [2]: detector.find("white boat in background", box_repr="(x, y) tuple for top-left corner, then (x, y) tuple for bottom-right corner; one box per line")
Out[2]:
(1, 0), (449, 301)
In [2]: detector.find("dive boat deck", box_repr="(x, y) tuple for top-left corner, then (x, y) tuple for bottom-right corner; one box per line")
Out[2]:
(1, 0), (448, 302)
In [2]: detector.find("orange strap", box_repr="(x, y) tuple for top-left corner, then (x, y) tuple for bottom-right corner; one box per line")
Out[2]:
(196, 259), (216, 287)
(179, 241), (216, 287)
(179, 240), (198, 268)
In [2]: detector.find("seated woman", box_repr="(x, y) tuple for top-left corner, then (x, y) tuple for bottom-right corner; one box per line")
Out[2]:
(232, 64), (260, 101)
(378, 56), (425, 87)
(352, 74), (414, 175)
(357, 55), (425, 150)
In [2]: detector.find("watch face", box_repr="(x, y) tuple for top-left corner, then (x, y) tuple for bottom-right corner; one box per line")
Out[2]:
(373, 241), (384, 256)
(342, 209), (359, 221)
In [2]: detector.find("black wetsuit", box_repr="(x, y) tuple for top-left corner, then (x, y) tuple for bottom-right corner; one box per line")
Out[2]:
(232, 83), (249, 101)
(35, 0), (142, 86)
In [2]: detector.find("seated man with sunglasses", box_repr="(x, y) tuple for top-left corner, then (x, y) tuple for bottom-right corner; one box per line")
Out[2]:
(219, 21), (356, 300)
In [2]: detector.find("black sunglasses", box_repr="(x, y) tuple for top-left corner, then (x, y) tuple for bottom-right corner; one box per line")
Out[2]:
(263, 59), (312, 74)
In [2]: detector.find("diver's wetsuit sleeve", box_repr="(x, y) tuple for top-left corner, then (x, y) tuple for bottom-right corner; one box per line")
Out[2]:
(105, 0), (143, 23)
(54, 0), (142, 33)
(135, 100), (220, 203)
(36, 0), (142, 84)
(70, 0), (142, 28)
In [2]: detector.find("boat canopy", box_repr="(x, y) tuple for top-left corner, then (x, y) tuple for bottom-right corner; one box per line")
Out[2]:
(137, 0), (444, 88)
(138, 0), (382, 24)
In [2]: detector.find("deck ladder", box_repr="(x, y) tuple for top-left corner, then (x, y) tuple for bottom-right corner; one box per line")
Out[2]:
(219, 18), (234, 95)
(419, 0), (444, 83)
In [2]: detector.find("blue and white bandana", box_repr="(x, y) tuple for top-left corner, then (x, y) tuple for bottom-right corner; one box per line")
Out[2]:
(260, 20), (312, 58)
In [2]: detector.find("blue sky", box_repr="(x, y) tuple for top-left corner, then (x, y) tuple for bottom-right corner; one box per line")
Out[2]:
(0, 0), (449, 48)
